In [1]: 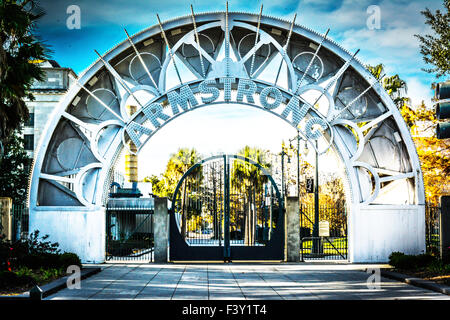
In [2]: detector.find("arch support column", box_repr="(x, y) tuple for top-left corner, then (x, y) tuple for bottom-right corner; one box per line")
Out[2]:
(348, 205), (425, 263)
(29, 207), (106, 263)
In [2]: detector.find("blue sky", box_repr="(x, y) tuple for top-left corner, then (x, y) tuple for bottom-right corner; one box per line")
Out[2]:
(36, 0), (445, 107)
(34, 0), (446, 177)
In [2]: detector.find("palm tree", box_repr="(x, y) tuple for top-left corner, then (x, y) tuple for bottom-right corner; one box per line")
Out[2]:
(162, 148), (202, 238)
(230, 146), (271, 245)
(366, 64), (410, 108)
(0, 0), (48, 160)
(383, 74), (410, 108)
(366, 64), (384, 81)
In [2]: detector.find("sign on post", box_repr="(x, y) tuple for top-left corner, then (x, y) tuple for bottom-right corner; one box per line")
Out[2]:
(319, 220), (330, 237)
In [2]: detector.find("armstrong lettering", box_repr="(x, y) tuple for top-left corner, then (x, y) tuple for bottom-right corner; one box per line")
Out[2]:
(123, 77), (332, 151)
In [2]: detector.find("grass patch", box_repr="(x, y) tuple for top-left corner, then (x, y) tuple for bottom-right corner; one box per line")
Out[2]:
(0, 267), (66, 295)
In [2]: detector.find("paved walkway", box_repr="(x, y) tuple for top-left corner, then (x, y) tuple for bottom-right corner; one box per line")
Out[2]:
(46, 263), (450, 300)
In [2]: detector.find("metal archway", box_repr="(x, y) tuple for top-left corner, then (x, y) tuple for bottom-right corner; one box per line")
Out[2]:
(28, 7), (425, 263)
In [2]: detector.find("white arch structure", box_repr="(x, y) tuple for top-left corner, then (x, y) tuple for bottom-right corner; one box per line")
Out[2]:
(29, 9), (425, 263)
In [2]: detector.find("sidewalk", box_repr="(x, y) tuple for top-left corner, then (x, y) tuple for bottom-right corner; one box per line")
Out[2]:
(46, 263), (450, 300)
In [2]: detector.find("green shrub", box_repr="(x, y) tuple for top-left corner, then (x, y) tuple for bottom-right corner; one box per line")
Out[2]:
(19, 252), (62, 270)
(389, 252), (408, 269)
(0, 234), (12, 271)
(38, 268), (62, 282)
(3, 230), (82, 271)
(389, 252), (436, 270)
(59, 253), (82, 269)
(18, 252), (81, 270)
(12, 231), (60, 257)
(15, 267), (33, 278)
(427, 259), (450, 273)
(0, 271), (34, 288)
(414, 253), (435, 268)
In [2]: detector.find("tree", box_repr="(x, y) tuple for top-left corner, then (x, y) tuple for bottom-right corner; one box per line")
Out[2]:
(143, 148), (201, 239)
(415, 0), (450, 78)
(145, 148), (202, 199)
(0, 0), (48, 159)
(231, 146), (270, 195)
(402, 102), (450, 205)
(230, 146), (271, 245)
(413, 0), (450, 203)
(318, 174), (347, 236)
(367, 63), (410, 108)
(0, 129), (31, 204)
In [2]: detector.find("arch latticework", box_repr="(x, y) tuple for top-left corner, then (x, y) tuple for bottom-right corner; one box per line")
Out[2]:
(29, 9), (425, 263)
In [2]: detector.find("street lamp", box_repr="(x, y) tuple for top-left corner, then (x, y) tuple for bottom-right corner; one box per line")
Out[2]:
(311, 139), (320, 254)
(303, 139), (309, 157)
(288, 128), (301, 198)
(279, 148), (290, 199)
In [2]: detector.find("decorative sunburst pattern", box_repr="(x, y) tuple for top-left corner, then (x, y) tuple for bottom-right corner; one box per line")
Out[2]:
(29, 6), (424, 209)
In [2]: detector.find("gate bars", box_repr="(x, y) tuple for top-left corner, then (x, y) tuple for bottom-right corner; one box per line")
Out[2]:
(300, 203), (348, 260)
(170, 154), (284, 261)
(106, 205), (154, 262)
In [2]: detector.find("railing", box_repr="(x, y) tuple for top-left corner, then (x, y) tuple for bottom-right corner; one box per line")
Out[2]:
(106, 210), (154, 262)
(299, 204), (348, 260)
(11, 204), (28, 241)
(300, 236), (348, 260)
(299, 203), (442, 260)
(425, 203), (440, 255)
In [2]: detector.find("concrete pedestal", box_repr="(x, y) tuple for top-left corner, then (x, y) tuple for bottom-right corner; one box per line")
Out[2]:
(0, 198), (12, 241)
(153, 198), (168, 263)
(285, 197), (300, 262)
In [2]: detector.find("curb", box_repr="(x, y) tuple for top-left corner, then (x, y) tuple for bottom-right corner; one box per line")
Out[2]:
(0, 266), (102, 300)
(380, 269), (450, 296)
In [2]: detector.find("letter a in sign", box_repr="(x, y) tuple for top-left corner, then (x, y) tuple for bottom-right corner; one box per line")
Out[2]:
(125, 121), (153, 150)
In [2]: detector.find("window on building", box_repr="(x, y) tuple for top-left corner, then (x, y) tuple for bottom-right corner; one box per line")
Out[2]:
(25, 113), (34, 127)
(24, 134), (34, 151)
(24, 158), (33, 174)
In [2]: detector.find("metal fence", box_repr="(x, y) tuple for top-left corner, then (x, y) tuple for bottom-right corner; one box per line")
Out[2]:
(425, 203), (440, 255)
(11, 203), (28, 241)
(300, 204), (348, 261)
(106, 209), (154, 262)
(9, 201), (441, 262)
(299, 203), (442, 260)
(300, 236), (348, 260)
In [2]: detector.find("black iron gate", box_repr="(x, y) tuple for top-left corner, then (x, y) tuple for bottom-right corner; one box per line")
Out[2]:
(300, 204), (348, 260)
(169, 154), (284, 261)
(106, 203), (154, 262)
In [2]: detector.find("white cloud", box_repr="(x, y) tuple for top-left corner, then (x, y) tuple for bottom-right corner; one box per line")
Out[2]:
(404, 77), (433, 107)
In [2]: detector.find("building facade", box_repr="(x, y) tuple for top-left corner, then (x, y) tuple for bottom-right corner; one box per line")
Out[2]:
(24, 60), (77, 158)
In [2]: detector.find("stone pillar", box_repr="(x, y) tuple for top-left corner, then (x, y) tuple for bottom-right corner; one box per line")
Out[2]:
(285, 196), (300, 262)
(440, 196), (450, 263)
(154, 197), (168, 263)
(0, 198), (12, 241)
